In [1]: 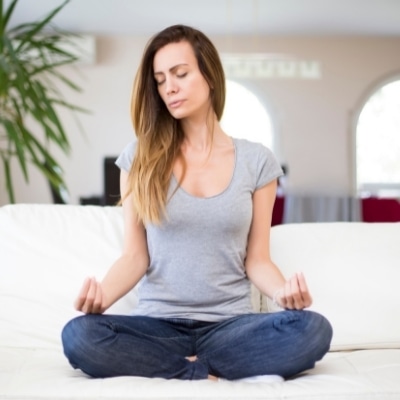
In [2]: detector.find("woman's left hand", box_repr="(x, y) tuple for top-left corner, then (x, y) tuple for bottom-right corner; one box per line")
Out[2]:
(275, 272), (313, 310)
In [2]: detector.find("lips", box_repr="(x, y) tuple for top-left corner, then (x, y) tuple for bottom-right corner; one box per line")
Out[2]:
(168, 100), (184, 109)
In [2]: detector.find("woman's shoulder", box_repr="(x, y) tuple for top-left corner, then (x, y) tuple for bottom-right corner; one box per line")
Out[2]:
(233, 137), (274, 160)
(115, 139), (138, 172)
(233, 137), (283, 188)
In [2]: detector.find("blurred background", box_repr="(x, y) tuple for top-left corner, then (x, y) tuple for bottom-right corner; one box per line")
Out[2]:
(1, 0), (400, 222)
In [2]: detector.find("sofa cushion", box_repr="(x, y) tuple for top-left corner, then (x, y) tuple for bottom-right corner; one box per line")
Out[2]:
(0, 204), (136, 349)
(0, 204), (261, 350)
(1, 346), (400, 400)
(266, 222), (400, 351)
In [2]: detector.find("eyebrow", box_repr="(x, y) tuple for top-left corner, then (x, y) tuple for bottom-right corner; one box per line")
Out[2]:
(154, 63), (189, 76)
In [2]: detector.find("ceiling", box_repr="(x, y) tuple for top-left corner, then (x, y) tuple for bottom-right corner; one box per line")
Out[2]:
(5, 0), (400, 37)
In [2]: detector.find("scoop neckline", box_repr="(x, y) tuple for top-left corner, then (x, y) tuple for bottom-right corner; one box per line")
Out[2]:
(171, 137), (237, 200)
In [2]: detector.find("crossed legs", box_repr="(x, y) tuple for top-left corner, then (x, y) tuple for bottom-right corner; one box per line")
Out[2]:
(61, 310), (332, 380)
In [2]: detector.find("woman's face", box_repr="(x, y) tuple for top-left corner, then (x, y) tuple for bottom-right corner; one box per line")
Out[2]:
(153, 40), (212, 120)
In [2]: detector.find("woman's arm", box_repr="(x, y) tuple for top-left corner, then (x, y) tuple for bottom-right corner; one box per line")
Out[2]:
(74, 169), (149, 314)
(245, 180), (312, 310)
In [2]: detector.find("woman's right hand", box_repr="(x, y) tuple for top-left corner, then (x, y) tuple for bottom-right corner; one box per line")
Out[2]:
(74, 277), (106, 314)
(275, 272), (313, 310)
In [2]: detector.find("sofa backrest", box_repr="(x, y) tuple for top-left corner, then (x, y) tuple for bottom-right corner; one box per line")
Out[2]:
(0, 204), (261, 350)
(2, 204), (399, 352)
(1, 205), (131, 349)
(267, 222), (400, 351)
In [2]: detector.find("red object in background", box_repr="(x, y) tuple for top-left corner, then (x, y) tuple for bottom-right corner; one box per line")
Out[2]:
(271, 196), (400, 225)
(272, 196), (285, 226)
(361, 197), (400, 222)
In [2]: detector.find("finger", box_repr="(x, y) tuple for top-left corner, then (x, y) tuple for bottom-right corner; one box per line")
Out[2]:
(74, 277), (91, 311)
(283, 279), (293, 309)
(92, 281), (103, 313)
(297, 272), (309, 293)
(290, 275), (304, 310)
(297, 272), (313, 307)
(83, 277), (98, 313)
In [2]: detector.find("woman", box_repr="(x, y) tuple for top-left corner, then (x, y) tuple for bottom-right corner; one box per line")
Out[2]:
(62, 24), (332, 381)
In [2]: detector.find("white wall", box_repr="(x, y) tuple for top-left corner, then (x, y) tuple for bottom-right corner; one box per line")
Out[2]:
(1, 35), (400, 205)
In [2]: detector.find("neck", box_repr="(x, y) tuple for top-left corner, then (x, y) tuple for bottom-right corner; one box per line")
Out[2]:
(180, 115), (229, 152)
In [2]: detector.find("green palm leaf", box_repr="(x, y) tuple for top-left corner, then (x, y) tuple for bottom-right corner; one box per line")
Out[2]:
(0, 0), (89, 203)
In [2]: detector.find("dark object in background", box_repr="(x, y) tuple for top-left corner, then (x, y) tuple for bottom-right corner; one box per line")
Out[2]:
(80, 196), (102, 205)
(79, 157), (120, 206)
(103, 157), (120, 205)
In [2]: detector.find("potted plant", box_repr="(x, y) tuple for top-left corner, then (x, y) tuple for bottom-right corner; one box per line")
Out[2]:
(0, 0), (88, 203)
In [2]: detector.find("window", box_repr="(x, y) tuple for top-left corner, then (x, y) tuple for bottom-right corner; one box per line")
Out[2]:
(356, 79), (400, 197)
(221, 80), (274, 150)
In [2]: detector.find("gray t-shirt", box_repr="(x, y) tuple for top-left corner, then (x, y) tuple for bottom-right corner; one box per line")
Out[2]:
(115, 138), (283, 322)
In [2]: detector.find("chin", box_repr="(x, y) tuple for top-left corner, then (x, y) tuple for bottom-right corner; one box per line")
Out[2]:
(169, 110), (188, 120)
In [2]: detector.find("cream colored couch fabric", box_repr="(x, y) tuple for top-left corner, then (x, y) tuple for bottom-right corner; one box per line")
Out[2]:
(1, 204), (400, 400)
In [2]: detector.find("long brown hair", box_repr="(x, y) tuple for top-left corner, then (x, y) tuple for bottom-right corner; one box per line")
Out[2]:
(125, 24), (226, 225)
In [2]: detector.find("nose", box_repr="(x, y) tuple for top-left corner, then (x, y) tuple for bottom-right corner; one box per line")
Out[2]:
(165, 78), (178, 95)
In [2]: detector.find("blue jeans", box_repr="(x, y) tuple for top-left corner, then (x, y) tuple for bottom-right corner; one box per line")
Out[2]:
(61, 310), (332, 380)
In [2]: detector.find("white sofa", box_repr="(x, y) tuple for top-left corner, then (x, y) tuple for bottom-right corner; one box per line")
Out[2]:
(1, 203), (400, 400)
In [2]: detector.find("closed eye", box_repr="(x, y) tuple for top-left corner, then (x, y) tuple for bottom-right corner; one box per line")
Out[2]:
(154, 71), (187, 86)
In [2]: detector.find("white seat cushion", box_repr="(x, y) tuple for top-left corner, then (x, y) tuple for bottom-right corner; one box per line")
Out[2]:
(1, 346), (399, 400)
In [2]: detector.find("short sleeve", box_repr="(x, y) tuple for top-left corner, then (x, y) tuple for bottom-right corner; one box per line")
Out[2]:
(115, 140), (137, 172)
(255, 145), (284, 190)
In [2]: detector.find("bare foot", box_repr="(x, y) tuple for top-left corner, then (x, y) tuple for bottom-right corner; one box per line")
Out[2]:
(186, 356), (218, 381)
